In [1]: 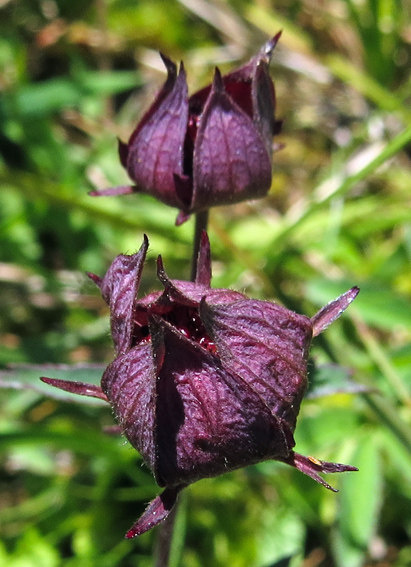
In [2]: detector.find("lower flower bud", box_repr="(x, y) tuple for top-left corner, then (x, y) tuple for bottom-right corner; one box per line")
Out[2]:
(41, 233), (359, 537)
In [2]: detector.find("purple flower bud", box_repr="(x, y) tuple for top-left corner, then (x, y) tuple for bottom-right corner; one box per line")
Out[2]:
(90, 33), (282, 225)
(41, 234), (359, 538)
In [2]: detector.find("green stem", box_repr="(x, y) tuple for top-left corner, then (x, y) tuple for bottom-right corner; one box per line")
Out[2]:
(353, 316), (411, 408)
(362, 393), (411, 456)
(190, 210), (209, 281)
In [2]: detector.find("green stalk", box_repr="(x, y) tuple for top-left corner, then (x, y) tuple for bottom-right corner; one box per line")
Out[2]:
(362, 393), (411, 457)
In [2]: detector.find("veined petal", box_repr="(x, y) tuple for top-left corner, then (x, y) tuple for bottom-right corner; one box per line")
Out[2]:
(90, 236), (148, 355)
(126, 57), (190, 208)
(101, 342), (157, 472)
(200, 298), (312, 430)
(192, 68), (272, 212)
(149, 316), (289, 487)
(252, 56), (277, 155)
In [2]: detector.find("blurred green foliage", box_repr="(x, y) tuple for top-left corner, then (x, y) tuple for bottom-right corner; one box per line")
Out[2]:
(0, 0), (411, 566)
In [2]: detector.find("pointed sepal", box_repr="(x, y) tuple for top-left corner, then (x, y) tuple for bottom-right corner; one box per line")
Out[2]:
(125, 485), (185, 538)
(40, 377), (108, 401)
(311, 287), (359, 337)
(282, 451), (358, 492)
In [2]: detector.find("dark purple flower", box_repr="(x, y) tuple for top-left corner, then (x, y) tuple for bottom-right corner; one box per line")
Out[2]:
(41, 234), (359, 538)
(90, 33), (282, 225)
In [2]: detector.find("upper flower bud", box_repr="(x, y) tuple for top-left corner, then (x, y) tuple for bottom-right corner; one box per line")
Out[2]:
(41, 234), (359, 538)
(90, 33), (282, 225)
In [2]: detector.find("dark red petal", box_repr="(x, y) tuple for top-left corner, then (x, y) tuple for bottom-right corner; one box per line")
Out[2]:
(125, 58), (190, 208)
(101, 342), (157, 472)
(311, 287), (359, 337)
(192, 68), (272, 212)
(226, 32), (281, 155)
(149, 316), (289, 487)
(281, 451), (358, 492)
(40, 377), (108, 401)
(125, 485), (185, 538)
(221, 32), (281, 89)
(99, 236), (149, 355)
(188, 32), (281, 117)
(200, 298), (312, 430)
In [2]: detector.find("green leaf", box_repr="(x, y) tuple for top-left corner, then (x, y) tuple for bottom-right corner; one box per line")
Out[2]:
(8, 528), (59, 567)
(3, 72), (141, 119)
(4, 79), (83, 118)
(257, 507), (305, 566)
(333, 436), (382, 567)
(76, 70), (142, 96)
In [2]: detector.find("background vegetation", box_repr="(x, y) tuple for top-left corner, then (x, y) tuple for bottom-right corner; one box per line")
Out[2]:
(1, 0), (411, 566)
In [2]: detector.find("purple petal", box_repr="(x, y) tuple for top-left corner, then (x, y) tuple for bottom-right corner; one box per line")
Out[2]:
(200, 298), (312, 430)
(221, 34), (282, 157)
(192, 68), (272, 212)
(40, 377), (108, 401)
(101, 342), (157, 471)
(149, 316), (289, 487)
(156, 256), (199, 308)
(188, 32), (281, 121)
(125, 57), (190, 208)
(311, 287), (359, 337)
(173, 172), (193, 212)
(98, 236), (149, 355)
(222, 32), (281, 86)
(125, 485), (185, 538)
(154, 256), (215, 308)
(251, 52), (277, 155)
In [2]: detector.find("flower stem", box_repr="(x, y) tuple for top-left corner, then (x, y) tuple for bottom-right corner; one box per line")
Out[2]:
(190, 210), (209, 281)
(154, 504), (179, 567)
